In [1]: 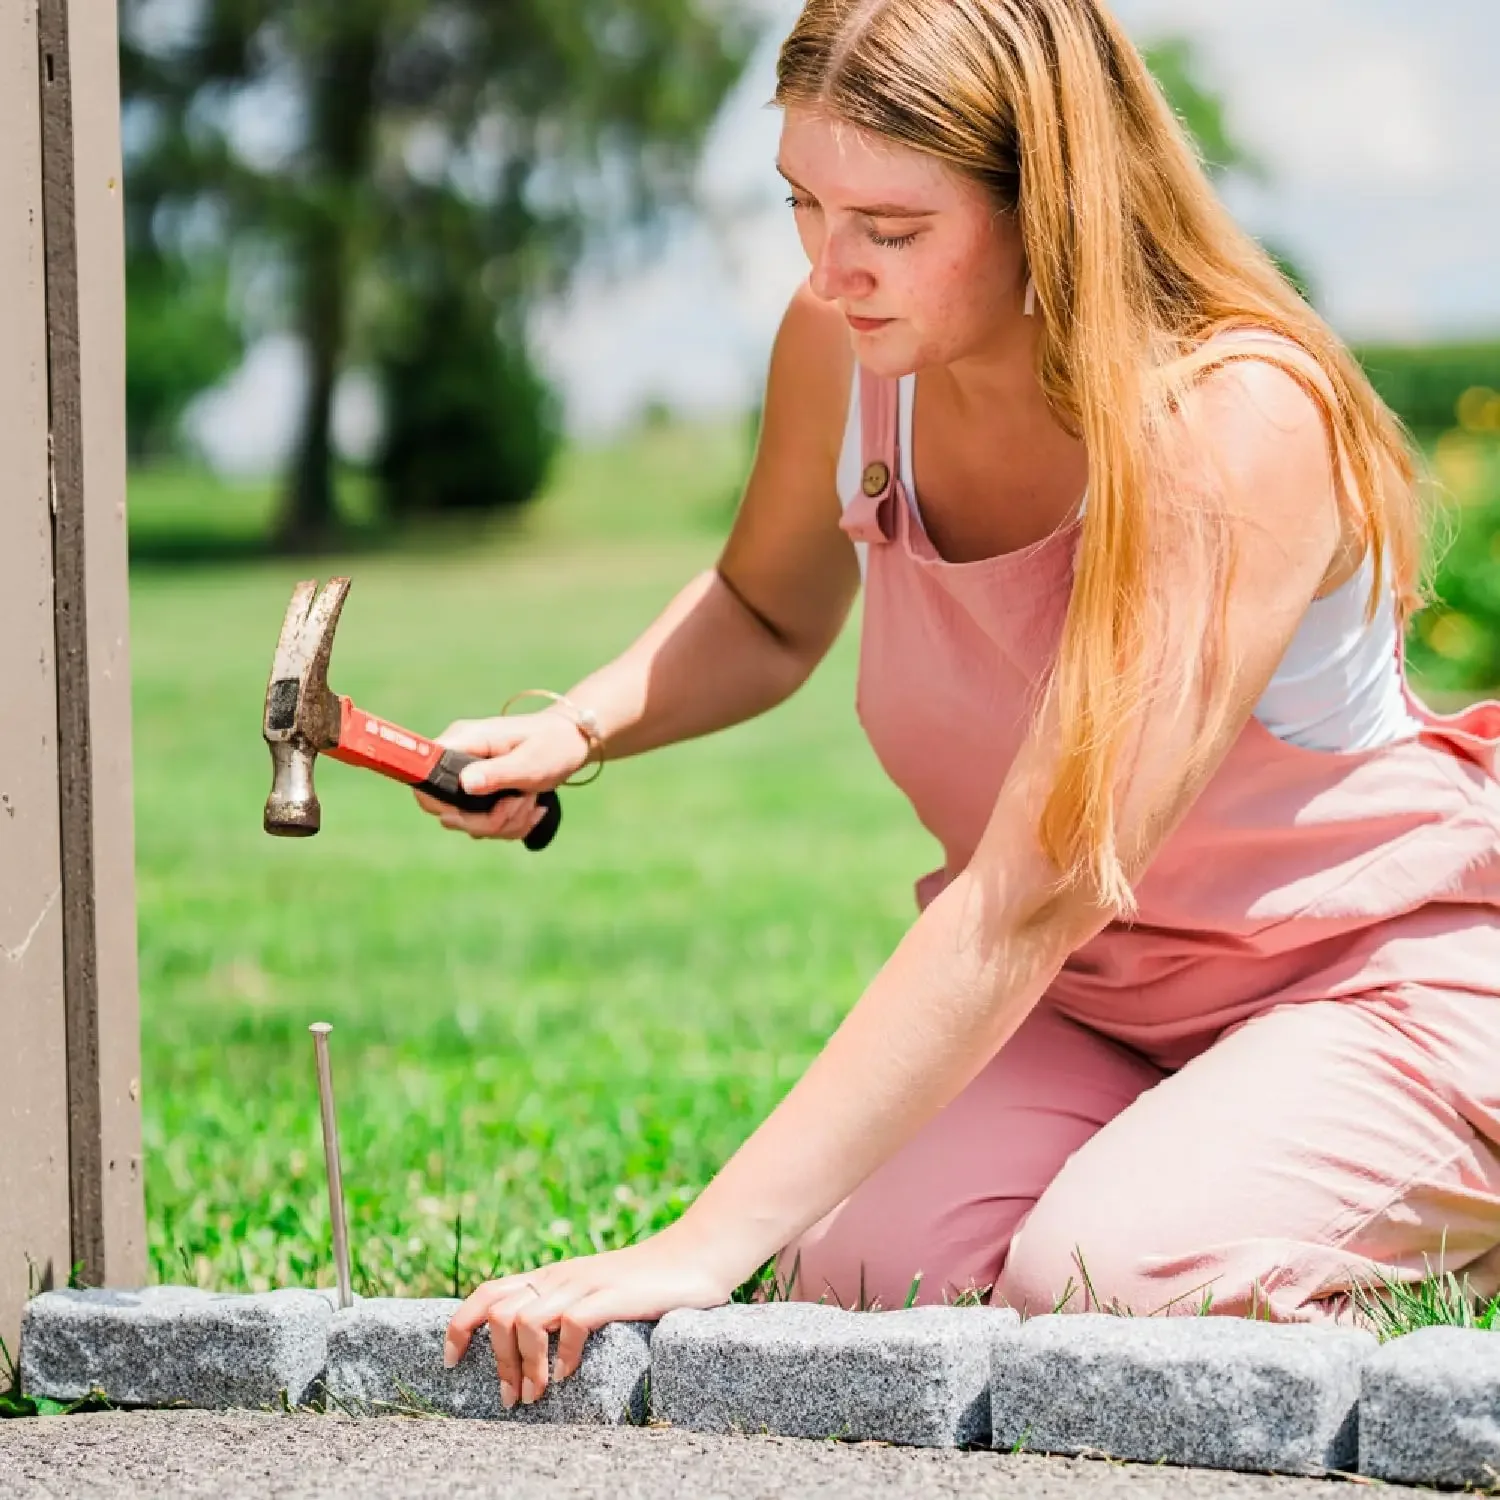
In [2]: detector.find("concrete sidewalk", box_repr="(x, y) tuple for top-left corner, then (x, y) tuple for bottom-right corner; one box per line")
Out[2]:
(1, 1411), (1420, 1499)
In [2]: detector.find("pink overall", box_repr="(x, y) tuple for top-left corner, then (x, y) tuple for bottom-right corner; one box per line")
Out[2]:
(782, 363), (1500, 1322)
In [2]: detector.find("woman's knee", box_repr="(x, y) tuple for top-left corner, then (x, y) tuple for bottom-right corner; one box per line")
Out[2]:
(996, 1189), (1187, 1318)
(996, 1187), (1304, 1321)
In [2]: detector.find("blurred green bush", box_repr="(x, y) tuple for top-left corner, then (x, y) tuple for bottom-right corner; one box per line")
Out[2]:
(1406, 430), (1500, 697)
(378, 288), (561, 517)
(1354, 342), (1500, 440)
(1337, 345), (1500, 695)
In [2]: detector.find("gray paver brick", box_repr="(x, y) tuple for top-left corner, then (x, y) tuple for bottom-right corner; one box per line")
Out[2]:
(1359, 1325), (1500, 1487)
(19, 1286), (335, 1409)
(992, 1314), (1375, 1475)
(651, 1302), (1019, 1447)
(324, 1298), (652, 1423)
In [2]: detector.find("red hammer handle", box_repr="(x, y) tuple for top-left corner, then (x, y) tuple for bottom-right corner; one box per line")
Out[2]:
(327, 698), (561, 851)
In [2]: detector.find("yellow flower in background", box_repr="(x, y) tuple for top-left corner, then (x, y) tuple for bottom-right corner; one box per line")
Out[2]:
(1434, 429), (1488, 502)
(1426, 611), (1483, 662)
(1457, 387), (1500, 434)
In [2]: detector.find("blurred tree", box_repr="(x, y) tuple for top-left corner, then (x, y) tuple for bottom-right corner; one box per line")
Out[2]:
(121, 0), (756, 548)
(1143, 36), (1258, 180)
(1142, 36), (1316, 305)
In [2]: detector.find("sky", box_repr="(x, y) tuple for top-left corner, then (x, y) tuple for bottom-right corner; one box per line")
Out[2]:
(191, 0), (1500, 470)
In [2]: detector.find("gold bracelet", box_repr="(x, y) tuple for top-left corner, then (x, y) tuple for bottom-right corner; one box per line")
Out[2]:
(501, 689), (605, 787)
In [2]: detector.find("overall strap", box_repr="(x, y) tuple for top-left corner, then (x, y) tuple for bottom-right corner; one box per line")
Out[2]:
(840, 367), (902, 544)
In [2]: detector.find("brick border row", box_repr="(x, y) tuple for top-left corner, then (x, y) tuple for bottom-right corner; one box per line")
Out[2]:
(19, 1289), (1499, 1487)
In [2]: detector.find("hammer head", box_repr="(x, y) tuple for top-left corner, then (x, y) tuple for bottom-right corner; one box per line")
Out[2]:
(263, 577), (351, 837)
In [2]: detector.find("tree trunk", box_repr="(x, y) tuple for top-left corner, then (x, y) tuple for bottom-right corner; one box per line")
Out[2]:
(274, 238), (345, 551)
(272, 26), (380, 552)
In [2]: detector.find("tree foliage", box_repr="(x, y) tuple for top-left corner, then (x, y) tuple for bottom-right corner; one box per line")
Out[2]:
(1142, 36), (1315, 305)
(126, 249), (244, 464)
(121, 0), (756, 546)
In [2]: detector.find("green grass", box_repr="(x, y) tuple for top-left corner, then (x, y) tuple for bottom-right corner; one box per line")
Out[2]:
(1348, 1257), (1500, 1342)
(131, 421), (933, 1298)
(127, 420), (1500, 1322)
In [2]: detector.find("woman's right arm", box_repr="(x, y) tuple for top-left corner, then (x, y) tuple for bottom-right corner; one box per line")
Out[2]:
(416, 285), (859, 840)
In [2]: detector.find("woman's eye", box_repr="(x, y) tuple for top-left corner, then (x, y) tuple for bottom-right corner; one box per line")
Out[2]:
(868, 228), (918, 249)
(785, 193), (814, 212)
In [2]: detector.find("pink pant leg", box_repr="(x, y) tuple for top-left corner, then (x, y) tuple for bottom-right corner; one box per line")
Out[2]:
(999, 986), (1500, 1322)
(775, 1004), (1163, 1310)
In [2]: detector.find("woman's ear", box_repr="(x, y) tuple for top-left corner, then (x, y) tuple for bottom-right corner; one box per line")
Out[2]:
(1023, 275), (1037, 317)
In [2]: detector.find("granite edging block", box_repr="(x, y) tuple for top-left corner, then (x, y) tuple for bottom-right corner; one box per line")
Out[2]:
(991, 1313), (1375, 1476)
(19, 1286), (337, 1409)
(324, 1298), (653, 1424)
(1359, 1324), (1500, 1487)
(651, 1301), (1019, 1447)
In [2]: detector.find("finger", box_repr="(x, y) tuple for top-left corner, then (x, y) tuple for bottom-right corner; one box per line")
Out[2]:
(485, 1296), (534, 1409)
(435, 719), (524, 758)
(459, 794), (536, 843)
(456, 751), (556, 799)
(436, 808), (495, 838)
(514, 1304), (554, 1402)
(413, 788), (447, 818)
(445, 1275), (532, 1367)
(494, 794), (540, 840)
(507, 1279), (595, 1394)
(433, 796), (529, 841)
(551, 1300), (605, 1384)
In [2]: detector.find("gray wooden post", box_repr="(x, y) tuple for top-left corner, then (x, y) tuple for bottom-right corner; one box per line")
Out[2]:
(1, 0), (145, 1362)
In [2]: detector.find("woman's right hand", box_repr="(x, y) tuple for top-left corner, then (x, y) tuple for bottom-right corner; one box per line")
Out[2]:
(412, 709), (591, 841)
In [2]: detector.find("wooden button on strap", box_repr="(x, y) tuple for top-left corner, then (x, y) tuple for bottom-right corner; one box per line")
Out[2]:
(861, 461), (891, 497)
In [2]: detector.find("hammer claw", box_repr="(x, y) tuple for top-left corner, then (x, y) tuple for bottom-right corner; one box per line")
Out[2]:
(269, 579), (319, 679)
(271, 577), (349, 681)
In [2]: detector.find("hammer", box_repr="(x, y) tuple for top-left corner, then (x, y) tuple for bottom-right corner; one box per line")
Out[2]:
(262, 576), (561, 848)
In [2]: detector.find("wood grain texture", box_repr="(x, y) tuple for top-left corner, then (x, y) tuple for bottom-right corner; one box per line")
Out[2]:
(38, 0), (106, 1286)
(35, 0), (145, 1295)
(60, 0), (146, 1289)
(0, 0), (72, 1359)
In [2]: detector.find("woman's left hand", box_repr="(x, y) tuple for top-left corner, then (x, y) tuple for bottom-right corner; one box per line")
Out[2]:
(442, 1227), (748, 1407)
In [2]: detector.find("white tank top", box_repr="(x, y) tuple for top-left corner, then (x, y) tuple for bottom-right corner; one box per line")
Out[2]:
(836, 372), (1424, 753)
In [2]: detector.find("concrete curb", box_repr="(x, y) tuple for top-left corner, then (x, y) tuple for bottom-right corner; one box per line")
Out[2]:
(1359, 1324), (1500, 1487)
(19, 1285), (1500, 1487)
(651, 1302), (1016, 1446)
(991, 1313), (1373, 1477)
(324, 1298), (651, 1424)
(19, 1287), (336, 1409)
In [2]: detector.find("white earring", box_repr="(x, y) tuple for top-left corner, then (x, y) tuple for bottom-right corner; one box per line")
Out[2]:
(1023, 275), (1037, 317)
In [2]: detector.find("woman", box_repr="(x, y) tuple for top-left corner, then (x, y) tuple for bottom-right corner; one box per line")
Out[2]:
(423, 0), (1500, 1411)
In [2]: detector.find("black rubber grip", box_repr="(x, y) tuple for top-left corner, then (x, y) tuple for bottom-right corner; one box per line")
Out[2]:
(418, 748), (562, 852)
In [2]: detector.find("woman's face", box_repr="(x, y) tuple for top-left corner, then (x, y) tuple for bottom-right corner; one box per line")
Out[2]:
(778, 105), (1026, 377)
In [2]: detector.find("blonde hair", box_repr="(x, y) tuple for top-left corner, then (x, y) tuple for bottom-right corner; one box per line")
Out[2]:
(777, 0), (1429, 913)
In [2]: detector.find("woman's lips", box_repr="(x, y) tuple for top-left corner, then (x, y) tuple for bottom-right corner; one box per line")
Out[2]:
(846, 314), (894, 334)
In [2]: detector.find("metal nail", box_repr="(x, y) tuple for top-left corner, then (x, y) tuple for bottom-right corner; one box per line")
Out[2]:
(310, 1021), (353, 1310)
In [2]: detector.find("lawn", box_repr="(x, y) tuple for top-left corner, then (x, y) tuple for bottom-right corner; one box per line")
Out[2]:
(131, 422), (933, 1298)
(130, 419), (1500, 1323)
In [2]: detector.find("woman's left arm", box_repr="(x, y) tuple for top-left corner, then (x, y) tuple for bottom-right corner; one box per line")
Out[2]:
(446, 359), (1347, 1405)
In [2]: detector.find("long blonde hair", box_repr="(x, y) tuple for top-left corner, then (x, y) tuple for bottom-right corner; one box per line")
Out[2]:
(777, 0), (1428, 912)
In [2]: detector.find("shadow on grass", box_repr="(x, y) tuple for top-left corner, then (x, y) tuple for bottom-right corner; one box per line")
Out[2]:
(126, 509), (540, 573)
(129, 526), (381, 572)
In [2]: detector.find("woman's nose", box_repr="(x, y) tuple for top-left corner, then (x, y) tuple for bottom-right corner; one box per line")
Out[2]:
(808, 232), (873, 304)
